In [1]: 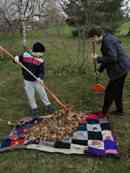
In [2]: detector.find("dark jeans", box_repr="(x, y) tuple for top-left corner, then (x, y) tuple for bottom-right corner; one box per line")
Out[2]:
(102, 73), (127, 115)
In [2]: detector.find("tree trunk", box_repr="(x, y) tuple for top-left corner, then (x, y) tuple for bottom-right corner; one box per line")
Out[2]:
(21, 19), (27, 48)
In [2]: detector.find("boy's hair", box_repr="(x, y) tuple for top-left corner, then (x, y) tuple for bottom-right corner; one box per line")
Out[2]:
(32, 42), (45, 53)
(88, 26), (103, 38)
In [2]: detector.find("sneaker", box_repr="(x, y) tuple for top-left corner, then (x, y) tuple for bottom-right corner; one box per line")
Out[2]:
(32, 108), (39, 116)
(46, 105), (56, 114)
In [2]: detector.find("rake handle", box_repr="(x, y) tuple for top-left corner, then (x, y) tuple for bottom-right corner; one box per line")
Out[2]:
(0, 46), (68, 111)
(92, 40), (96, 71)
(91, 40), (98, 82)
(92, 40), (96, 55)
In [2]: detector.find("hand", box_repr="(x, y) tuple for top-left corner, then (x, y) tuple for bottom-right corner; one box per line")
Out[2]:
(14, 56), (19, 63)
(91, 53), (98, 59)
(91, 54), (98, 64)
(37, 78), (43, 84)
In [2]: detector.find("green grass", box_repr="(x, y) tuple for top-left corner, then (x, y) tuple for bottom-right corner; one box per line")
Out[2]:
(0, 28), (130, 173)
(44, 24), (74, 37)
(117, 20), (130, 35)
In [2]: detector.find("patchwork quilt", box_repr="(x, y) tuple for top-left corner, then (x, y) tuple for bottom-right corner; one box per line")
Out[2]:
(0, 113), (119, 157)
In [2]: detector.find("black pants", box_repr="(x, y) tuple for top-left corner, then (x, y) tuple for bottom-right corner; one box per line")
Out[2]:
(102, 73), (127, 115)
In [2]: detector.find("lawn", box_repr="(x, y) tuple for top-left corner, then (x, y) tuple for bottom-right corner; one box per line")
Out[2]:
(0, 26), (130, 173)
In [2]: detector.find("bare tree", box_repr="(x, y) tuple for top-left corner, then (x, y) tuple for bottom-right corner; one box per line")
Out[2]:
(16, 0), (49, 47)
(121, 0), (130, 18)
(0, 0), (18, 32)
(0, 0), (49, 47)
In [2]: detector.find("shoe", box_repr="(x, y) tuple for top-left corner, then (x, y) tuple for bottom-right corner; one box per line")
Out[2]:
(46, 105), (56, 114)
(31, 108), (39, 116)
(110, 110), (124, 116)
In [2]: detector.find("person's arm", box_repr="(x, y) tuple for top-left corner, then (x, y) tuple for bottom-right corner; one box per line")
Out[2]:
(97, 39), (118, 64)
(38, 62), (45, 80)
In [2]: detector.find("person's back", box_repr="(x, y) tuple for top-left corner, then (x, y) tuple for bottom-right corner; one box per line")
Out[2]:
(88, 27), (130, 116)
(101, 32), (130, 80)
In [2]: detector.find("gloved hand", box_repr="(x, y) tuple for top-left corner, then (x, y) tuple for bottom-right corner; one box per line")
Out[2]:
(14, 56), (19, 63)
(37, 77), (43, 84)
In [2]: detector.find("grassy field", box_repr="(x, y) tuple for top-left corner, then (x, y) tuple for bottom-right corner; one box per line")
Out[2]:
(0, 26), (130, 173)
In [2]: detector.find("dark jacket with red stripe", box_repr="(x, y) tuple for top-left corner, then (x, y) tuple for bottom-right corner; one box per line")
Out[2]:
(19, 51), (45, 81)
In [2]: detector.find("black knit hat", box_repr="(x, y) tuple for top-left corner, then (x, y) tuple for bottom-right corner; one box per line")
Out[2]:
(32, 42), (45, 52)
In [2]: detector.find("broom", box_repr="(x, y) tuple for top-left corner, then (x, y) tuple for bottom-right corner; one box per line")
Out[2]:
(90, 40), (105, 93)
(0, 46), (69, 112)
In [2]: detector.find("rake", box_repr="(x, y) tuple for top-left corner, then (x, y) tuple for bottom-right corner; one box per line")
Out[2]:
(90, 40), (105, 93)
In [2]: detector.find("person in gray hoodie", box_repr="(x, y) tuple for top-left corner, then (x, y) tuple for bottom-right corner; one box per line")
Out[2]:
(88, 27), (130, 116)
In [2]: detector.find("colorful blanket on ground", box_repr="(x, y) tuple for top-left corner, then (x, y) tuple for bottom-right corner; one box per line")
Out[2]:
(0, 113), (119, 157)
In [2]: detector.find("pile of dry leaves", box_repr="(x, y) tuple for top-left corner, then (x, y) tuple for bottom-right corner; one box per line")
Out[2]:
(25, 110), (85, 141)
